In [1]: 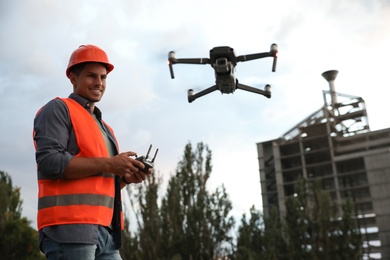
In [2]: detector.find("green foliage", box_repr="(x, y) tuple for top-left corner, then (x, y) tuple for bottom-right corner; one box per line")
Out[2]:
(284, 178), (314, 259)
(283, 178), (363, 260)
(161, 142), (235, 259)
(0, 171), (22, 221)
(120, 145), (363, 260)
(235, 206), (289, 260)
(121, 142), (235, 259)
(333, 199), (363, 259)
(235, 178), (363, 260)
(121, 218), (142, 260)
(235, 205), (264, 259)
(0, 170), (45, 260)
(263, 207), (288, 260)
(132, 171), (162, 259)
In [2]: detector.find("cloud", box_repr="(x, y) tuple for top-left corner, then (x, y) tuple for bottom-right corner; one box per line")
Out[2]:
(1, 0), (390, 229)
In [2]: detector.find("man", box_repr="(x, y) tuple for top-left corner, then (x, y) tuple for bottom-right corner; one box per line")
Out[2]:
(33, 44), (151, 259)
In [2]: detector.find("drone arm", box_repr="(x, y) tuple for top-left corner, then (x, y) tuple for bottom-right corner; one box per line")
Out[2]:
(188, 85), (218, 103)
(172, 58), (210, 65)
(168, 51), (211, 79)
(236, 43), (278, 72)
(236, 52), (273, 62)
(168, 58), (210, 79)
(236, 83), (271, 98)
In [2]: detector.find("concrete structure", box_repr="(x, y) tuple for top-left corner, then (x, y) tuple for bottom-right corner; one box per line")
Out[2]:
(256, 70), (390, 259)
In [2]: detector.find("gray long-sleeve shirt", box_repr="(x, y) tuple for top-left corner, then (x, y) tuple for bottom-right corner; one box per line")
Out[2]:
(33, 93), (119, 247)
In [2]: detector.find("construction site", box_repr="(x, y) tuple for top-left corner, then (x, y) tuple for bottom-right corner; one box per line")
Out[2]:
(256, 70), (390, 259)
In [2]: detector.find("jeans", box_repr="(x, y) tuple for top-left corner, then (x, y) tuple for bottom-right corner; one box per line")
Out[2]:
(41, 226), (122, 260)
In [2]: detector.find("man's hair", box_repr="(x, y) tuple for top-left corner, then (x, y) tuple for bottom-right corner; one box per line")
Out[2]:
(69, 62), (109, 76)
(69, 63), (86, 76)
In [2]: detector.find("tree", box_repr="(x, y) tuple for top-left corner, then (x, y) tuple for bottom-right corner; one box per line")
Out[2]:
(120, 143), (364, 259)
(160, 142), (235, 259)
(121, 142), (235, 259)
(309, 181), (334, 259)
(235, 205), (289, 260)
(207, 184), (236, 257)
(263, 207), (288, 260)
(283, 178), (363, 260)
(284, 178), (313, 259)
(235, 205), (264, 260)
(0, 170), (44, 260)
(333, 198), (363, 259)
(233, 178), (363, 260)
(122, 171), (163, 259)
(121, 216), (142, 260)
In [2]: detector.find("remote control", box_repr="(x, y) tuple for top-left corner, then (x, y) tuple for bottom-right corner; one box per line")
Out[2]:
(135, 144), (159, 172)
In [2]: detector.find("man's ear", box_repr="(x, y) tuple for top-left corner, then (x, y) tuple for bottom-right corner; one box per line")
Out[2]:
(69, 73), (78, 86)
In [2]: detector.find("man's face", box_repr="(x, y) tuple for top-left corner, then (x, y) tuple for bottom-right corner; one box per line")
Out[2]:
(70, 63), (108, 103)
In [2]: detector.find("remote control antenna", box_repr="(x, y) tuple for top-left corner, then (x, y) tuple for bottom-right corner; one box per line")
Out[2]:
(151, 148), (159, 163)
(145, 144), (152, 158)
(135, 144), (159, 172)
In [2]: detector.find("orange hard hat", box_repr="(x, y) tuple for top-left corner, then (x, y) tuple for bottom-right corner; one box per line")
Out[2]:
(66, 44), (114, 78)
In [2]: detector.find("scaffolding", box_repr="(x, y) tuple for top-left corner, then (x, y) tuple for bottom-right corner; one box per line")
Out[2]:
(256, 71), (390, 259)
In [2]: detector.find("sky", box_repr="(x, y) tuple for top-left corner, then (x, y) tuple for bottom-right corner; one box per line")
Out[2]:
(1, 0), (390, 231)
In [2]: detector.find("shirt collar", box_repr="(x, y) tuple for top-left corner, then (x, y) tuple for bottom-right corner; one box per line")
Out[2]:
(68, 93), (102, 120)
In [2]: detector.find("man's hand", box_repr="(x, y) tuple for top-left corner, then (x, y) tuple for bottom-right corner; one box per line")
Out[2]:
(122, 167), (153, 184)
(110, 151), (144, 178)
(63, 151), (151, 181)
(121, 159), (153, 188)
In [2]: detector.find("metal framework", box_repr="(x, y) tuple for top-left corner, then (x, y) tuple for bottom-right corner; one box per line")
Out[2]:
(257, 72), (390, 259)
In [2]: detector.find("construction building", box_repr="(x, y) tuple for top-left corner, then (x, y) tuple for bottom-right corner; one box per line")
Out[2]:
(256, 70), (390, 259)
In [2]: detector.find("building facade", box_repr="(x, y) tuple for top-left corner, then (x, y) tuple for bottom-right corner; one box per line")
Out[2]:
(256, 71), (390, 259)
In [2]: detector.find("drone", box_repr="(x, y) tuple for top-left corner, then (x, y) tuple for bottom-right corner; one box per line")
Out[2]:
(167, 43), (278, 103)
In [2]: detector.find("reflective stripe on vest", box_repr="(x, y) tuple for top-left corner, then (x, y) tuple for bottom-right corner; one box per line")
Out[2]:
(37, 97), (117, 230)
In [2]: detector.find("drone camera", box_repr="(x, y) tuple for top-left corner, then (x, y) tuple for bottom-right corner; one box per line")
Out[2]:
(216, 57), (227, 66)
(214, 57), (230, 73)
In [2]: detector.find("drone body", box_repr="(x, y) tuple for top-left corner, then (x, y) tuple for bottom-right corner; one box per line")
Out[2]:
(168, 44), (278, 103)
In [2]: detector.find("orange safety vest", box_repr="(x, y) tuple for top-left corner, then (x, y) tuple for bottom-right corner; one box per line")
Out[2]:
(36, 97), (123, 230)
